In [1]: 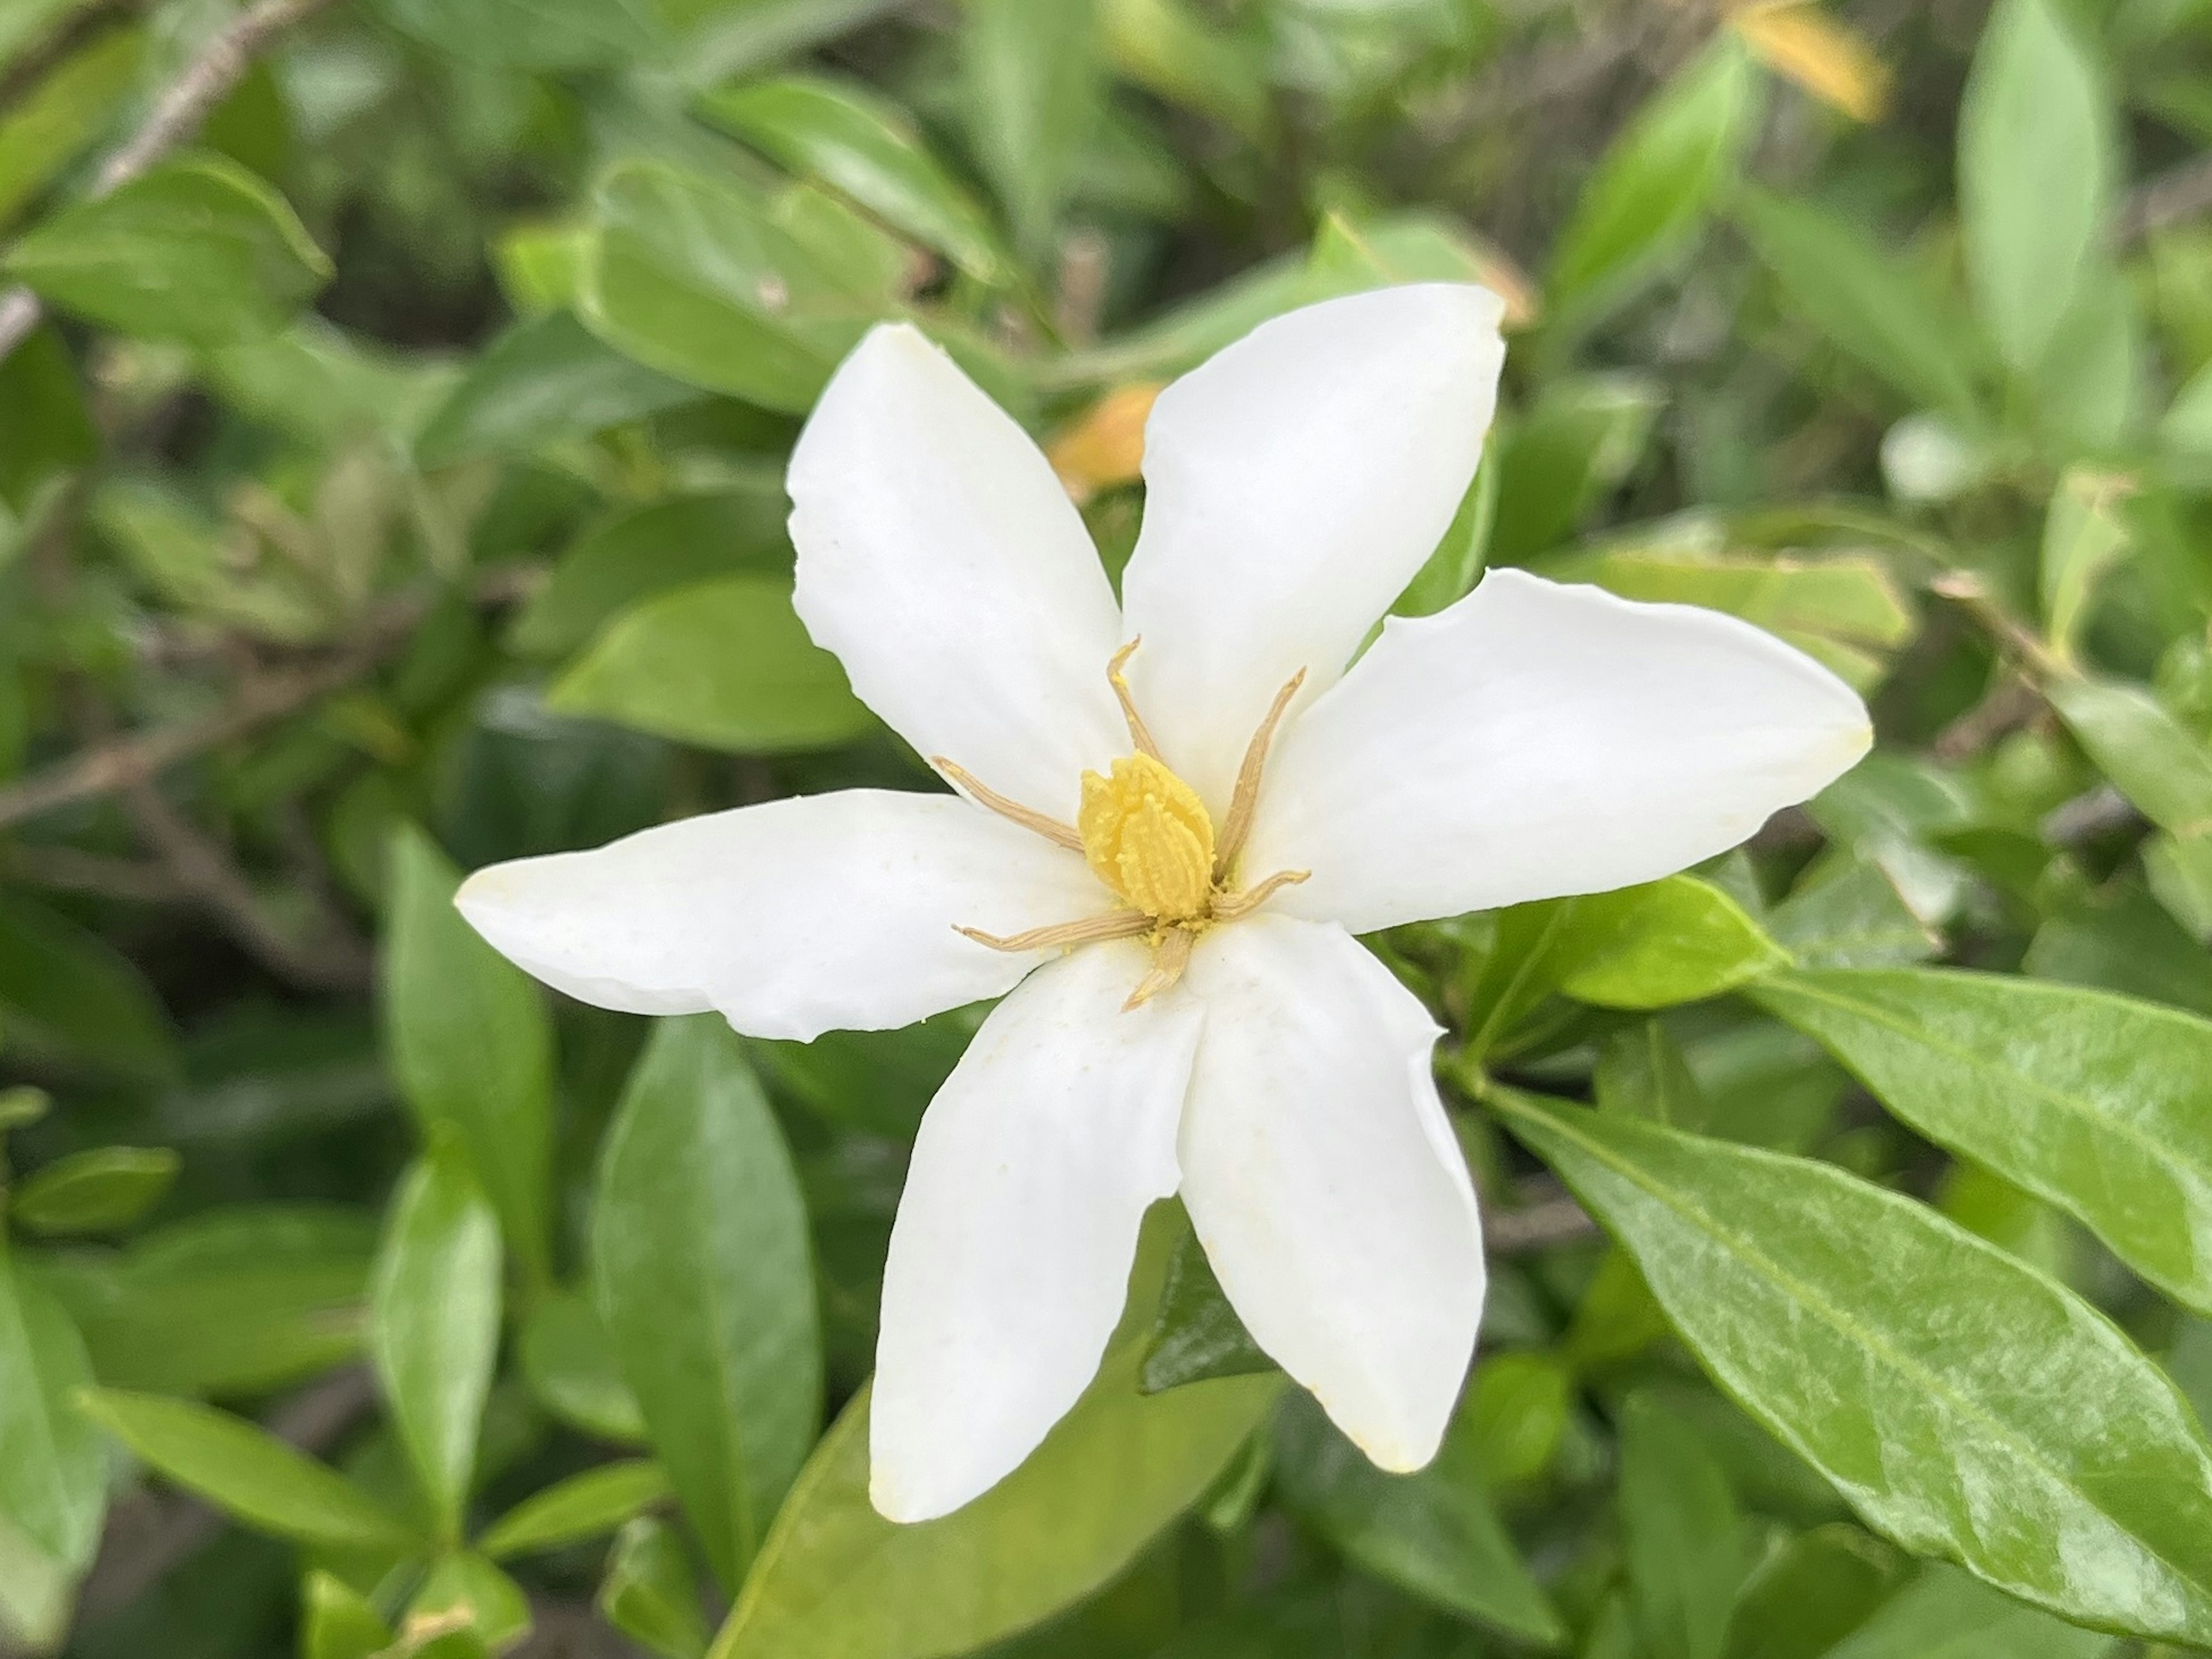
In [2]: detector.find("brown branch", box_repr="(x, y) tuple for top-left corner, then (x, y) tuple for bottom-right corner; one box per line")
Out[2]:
(1484, 1180), (1598, 1255)
(0, 842), (185, 903)
(0, 0), (343, 365)
(2118, 149), (2212, 247)
(1931, 675), (2043, 765)
(122, 780), (373, 993)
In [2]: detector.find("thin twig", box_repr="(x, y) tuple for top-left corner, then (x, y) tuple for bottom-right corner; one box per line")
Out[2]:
(0, 842), (185, 903)
(0, 0), (343, 366)
(1484, 1183), (1599, 1255)
(2118, 149), (2212, 247)
(1931, 675), (2043, 764)
(123, 780), (373, 993)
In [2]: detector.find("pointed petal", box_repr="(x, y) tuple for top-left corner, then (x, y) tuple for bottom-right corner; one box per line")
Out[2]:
(870, 940), (1200, 1522)
(1179, 916), (1482, 1471)
(789, 324), (1128, 819)
(1247, 570), (1874, 935)
(455, 790), (1104, 1043)
(1119, 285), (1506, 809)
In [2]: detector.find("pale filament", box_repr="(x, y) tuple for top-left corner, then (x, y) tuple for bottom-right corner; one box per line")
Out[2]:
(947, 646), (1310, 1009)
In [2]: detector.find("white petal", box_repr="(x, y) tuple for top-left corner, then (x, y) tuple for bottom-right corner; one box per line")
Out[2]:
(1179, 916), (1482, 1471)
(455, 790), (1104, 1043)
(1247, 569), (1875, 935)
(1119, 285), (1506, 809)
(789, 324), (1128, 819)
(870, 940), (1200, 1522)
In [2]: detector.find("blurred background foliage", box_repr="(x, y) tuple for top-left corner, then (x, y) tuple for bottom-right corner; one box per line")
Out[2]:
(2, 0), (2212, 1654)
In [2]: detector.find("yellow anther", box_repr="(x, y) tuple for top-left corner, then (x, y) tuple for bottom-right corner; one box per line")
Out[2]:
(1078, 754), (1215, 922)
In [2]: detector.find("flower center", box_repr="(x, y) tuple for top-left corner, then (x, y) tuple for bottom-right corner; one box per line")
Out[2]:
(934, 641), (1312, 1007)
(1078, 754), (1215, 922)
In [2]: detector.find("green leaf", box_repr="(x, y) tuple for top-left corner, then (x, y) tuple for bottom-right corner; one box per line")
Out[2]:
(1958, 0), (2112, 373)
(2, 153), (331, 346)
(577, 159), (889, 412)
(370, 1147), (503, 1543)
(413, 310), (702, 468)
(1272, 1389), (1565, 1646)
(75, 1388), (411, 1551)
(509, 490), (794, 663)
(1139, 1227), (1272, 1395)
(518, 1289), (647, 1446)
(593, 1016), (821, 1592)
(408, 1551), (532, 1649)
(1097, 0), (1267, 143)
(700, 75), (1009, 283)
(706, 1349), (1279, 1659)
(1552, 876), (1789, 1010)
(548, 575), (873, 754)
(2044, 676), (2212, 840)
(1819, 1563), (2117, 1659)
(1721, 1523), (1904, 1659)
(478, 1459), (671, 1560)
(1618, 1392), (1749, 1659)
(963, 0), (1103, 260)
(0, 896), (176, 1080)
(382, 823), (554, 1281)
(0, 1247), (103, 1570)
(1488, 1088), (2212, 1643)
(301, 1568), (395, 1659)
(600, 1516), (709, 1659)
(0, 26), (142, 231)
(11, 1147), (179, 1236)
(1734, 189), (1986, 421)
(2039, 468), (2131, 660)
(0, 325), (96, 513)
(1748, 967), (2212, 1314)
(1489, 374), (1664, 563)
(35, 1204), (374, 1396)
(1766, 859), (1940, 969)
(1596, 1021), (1710, 1130)
(1546, 36), (1760, 340)
(375, 0), (662, 69)
(1461, 1351), (1572, 1488)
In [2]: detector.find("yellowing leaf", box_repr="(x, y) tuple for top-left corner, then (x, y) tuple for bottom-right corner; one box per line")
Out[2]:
(1734, 2), (1892, 123)
(1048, 382), (1161, 502)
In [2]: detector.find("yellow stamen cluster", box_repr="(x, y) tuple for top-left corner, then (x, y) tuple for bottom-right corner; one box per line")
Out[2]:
(942, 643), (1309, 1007)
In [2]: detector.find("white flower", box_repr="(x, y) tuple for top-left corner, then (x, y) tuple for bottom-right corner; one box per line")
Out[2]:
(456, 285), (1872, 1524)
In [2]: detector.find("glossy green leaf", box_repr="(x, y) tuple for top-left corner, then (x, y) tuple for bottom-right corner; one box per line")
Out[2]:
(2044, 676), (2212, 840)
(1596, 1021), (1710, 1130)
(1490, 373), (1664, 562)
(594, 1016), (820, 1591)
(376, 0), (662, 69)
(1553, 876), (1789, 1010)
(370, 1147), (503, 1543)
(0, 1247), (103, 1570)
(963, 0), (1102, 259)
(413, 310), (701, 468)
(479, 1459), (671, 1560)
(0, 26), (142, 230)
(548, 574), (873, 753)
(2025, 885), (2212, 1018)
(1959, 0), (2112, 372)
(577, 159), (888, 412)
(1721, 1523), (1904, 1659)
(601, 1516), (709, 1659)
(1748, 967), (2212, 1313)
(301, 1568), (394, 1659)
(1139, 1228), (1271, 1394)
(1766, 859), (1940, 969)
(1462, 1352), (1571, 1488)
(1273, 1389), (1564, 1646)
(0, 897), (176, 1080)
(1619, 1392), (1748, 1659)
(1546, 36), (1760, 339)
(701, 75), (1007, 282)
(509, 490), (794, 662)
(408, 1551), (532, 1649)
(1488, 1088), (2212, 1643)
(706, 1347), (1279, 1659)
(518, 1289), (647, 1446)
(75, 1388), (411, 1550)
(11, 1147), (179, 1236)
(1734, 189), (1984, 420)
(1821, 1563), (2116, 1659)
(3, 153), (330, 346)
(382, 824), (554, 1281)
(35, 1204), (374, 1396)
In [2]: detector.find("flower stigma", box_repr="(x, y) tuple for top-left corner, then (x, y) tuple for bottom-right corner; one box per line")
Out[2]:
(938, 643), (1310, 1008)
